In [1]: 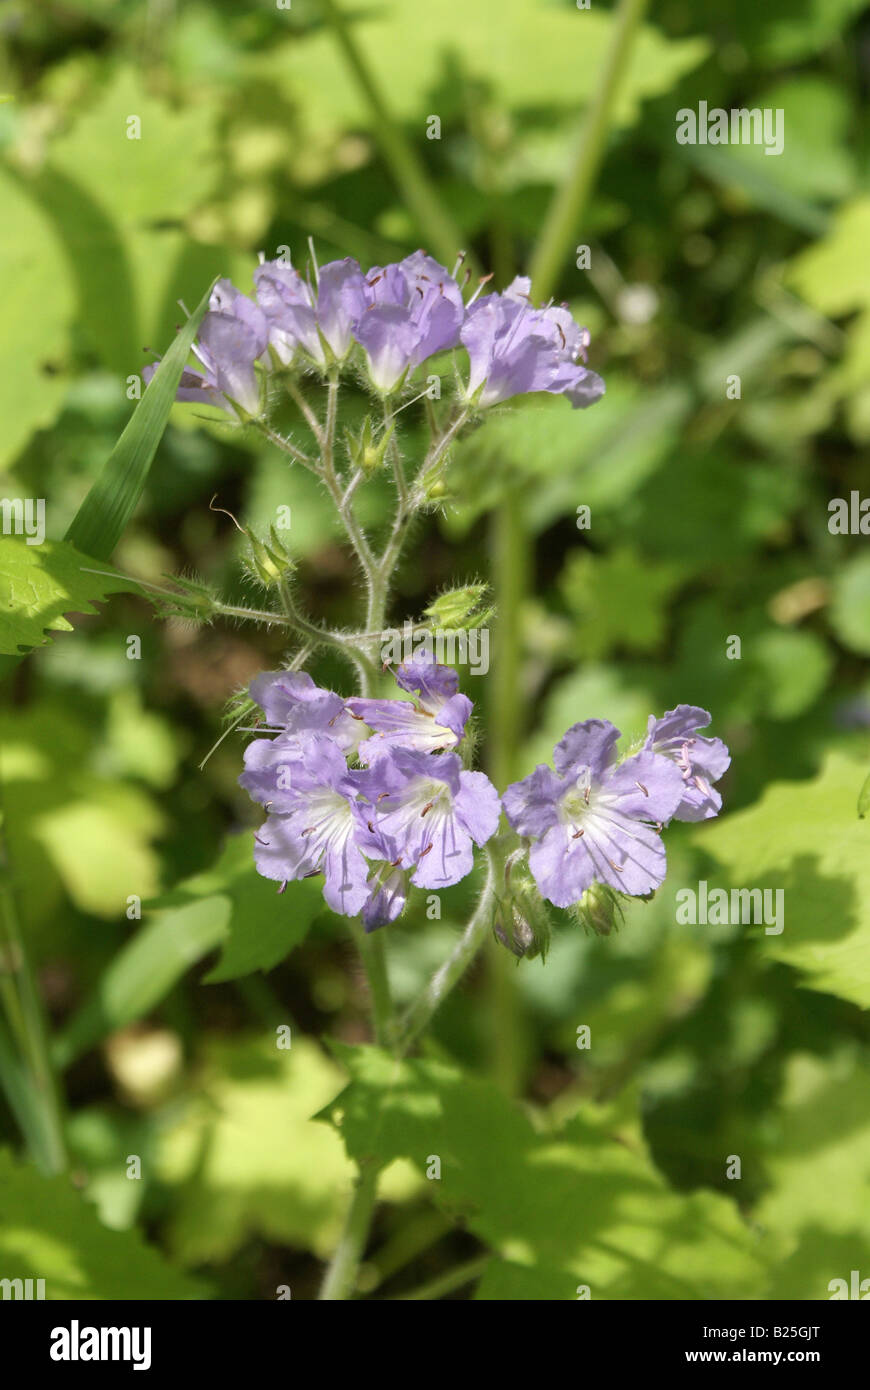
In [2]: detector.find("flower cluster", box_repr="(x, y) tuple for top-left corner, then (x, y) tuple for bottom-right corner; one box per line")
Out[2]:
(239, 657), (500, 931)
(502, 706), (730, 911)
(151, 251), (605, 416)
(241, 670), (730, 936)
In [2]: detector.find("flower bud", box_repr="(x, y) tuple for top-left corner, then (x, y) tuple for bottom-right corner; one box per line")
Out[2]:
(570, 882), (625, 937)
(493, 875), (552, 960)
(423, 583), (494, 631)
(345, 416), (395, 477)
(247, 525), (294, 588)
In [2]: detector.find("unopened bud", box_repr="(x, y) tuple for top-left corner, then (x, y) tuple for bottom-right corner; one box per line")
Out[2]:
(570, 882), (625, 937)
(248, 525), (294, 588)
(493, 873), (552, 960)
(424, 583), (494, 631)
(346, 416), (395, 476)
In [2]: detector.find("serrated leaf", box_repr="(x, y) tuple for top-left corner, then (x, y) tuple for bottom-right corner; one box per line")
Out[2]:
(0, 538), (132, 655)
(324, 1044), (766, 1299)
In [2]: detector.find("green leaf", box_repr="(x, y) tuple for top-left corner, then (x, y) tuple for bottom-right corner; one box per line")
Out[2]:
(0, 697), (167, 933)
(65, 277), (213, 558)
(0, 1147), (206, 1299)
(0, 538), (132, 655)
(151, 833), (324, 982)
(788, 198), (870, 393)
(830, 553), (870, 656)
(323, 1045), (766, 1299)
(157, 1036), (378, 1265)
(55, 898), (230, 1068)
(749, 627), (833, 720)
(560, 546), (684, 659)
(265, 3), (708, 136)
(698, 752), (870, 1007)
(0, 165), (74, 472)
(756, 1051), (870, 1299)
(44, 67), (221, 362)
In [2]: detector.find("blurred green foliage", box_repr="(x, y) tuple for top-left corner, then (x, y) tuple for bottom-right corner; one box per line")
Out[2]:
(0, 0), (869, 1301)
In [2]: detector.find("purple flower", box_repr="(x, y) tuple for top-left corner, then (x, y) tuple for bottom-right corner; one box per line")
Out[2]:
(460, 275), (605, 410)
(502, 719), (685, 908)
(249, 669), (363, 755)
(347, 656), (472, 760)
(246, 734), (371, 916)
(356, 747), (500, 891)
(144, 279), (269, 416)
(253, 255), (367, 366)
(361, 861), (410, 932)
(352, 252), (465, 393)
(644, 706), (730, 821)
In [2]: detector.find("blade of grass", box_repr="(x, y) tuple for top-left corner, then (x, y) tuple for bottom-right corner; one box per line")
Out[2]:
(65, 279), (214, 555)
(0, 280), (213, 687)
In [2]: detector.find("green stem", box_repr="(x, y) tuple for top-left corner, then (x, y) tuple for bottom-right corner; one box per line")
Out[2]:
(398, 848), (497, 1054)
(319, 0), (470, 273)
(318, 1158), (382, 1300)
(397, 1253), (490, 1301)
(0, 802), (66, 1174)
(486, 488), (529, 1095)
(354, 923), (397, 1049)
(319, 924), (397, 1301)
(528, 0), (649, 302)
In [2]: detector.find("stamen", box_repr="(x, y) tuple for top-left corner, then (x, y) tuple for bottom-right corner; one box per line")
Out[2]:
(635, 781), (649, 796)
(419, 843), (433, 859)
(277, 881), (287, 895)
(572, 828), (585, 838)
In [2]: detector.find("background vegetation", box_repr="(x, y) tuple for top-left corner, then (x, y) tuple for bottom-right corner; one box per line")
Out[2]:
(0, 0), (869, 1300)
